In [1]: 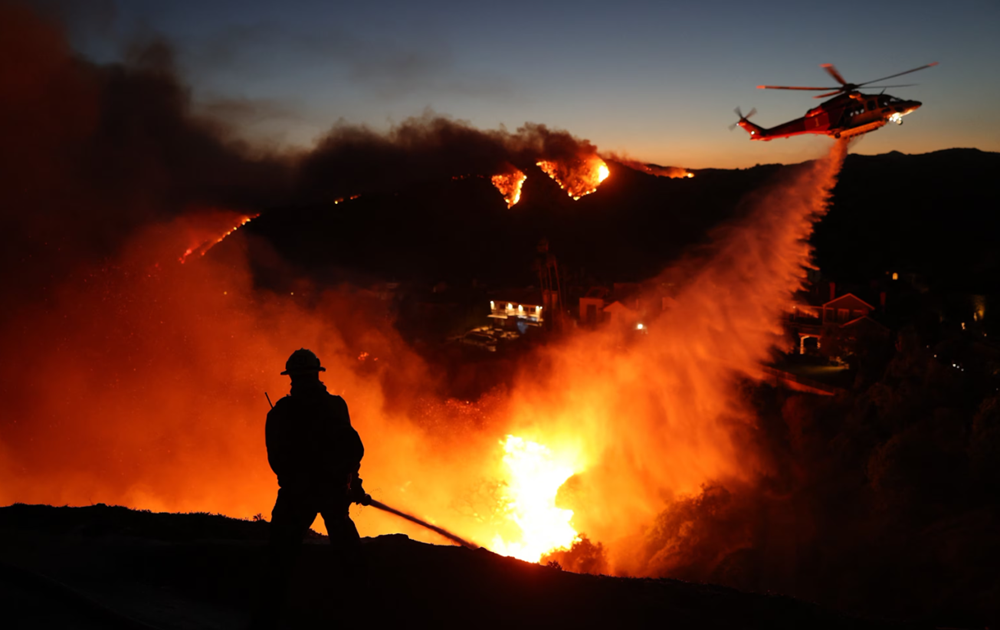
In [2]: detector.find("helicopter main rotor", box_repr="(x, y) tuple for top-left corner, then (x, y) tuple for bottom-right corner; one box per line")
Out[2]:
(758, 62), (938, 98)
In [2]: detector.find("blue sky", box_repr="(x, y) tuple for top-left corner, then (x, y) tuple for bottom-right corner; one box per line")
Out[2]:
(60, 0), (1000, 168)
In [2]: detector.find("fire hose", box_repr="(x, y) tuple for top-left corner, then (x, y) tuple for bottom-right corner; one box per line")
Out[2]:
(265, 393), (476, 550)
(367, 499), (477, 549)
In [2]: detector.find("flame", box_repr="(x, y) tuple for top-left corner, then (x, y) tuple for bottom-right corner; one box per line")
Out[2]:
(537, 155), (609, 200)
(616, 160), (694, 179)
(490, 435), (581, 561)
(179, 212), (259, 263)
(491, 169), (527, 208)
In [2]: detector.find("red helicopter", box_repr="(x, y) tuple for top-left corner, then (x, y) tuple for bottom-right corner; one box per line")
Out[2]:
(733, 62), (938, 141)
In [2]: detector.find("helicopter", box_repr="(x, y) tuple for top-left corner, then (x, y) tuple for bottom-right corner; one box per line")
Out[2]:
(732, 62), (938, 141)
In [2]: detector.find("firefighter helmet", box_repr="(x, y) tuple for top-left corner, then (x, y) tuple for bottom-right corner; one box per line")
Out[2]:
(281, 348), (326, 375)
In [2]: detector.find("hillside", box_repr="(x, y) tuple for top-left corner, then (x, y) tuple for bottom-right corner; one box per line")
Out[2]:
(0, 504), (925, 629)
(242, 149), (1000, 293)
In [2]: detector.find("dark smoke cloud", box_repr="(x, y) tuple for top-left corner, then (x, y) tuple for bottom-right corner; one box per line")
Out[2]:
(0, 2), (292, 310)
(0, 1), (603, 298)
(298, 116), (603, 202)
(194, 95), (303, 136)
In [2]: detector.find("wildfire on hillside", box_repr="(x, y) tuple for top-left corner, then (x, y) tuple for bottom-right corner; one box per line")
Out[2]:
(616, 159), (694, 179)
(537, 156), (610, 200)
(179, 212), (259, 263)
(491, 168), (527, 208)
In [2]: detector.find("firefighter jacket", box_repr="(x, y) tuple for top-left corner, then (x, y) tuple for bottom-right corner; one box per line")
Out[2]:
(265, 382), (364, 502)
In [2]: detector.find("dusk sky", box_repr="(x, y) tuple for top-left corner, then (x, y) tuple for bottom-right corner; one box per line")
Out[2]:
(55, 0), (999, 168)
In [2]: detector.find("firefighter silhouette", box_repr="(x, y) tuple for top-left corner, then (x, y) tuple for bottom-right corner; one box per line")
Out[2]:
(253, 348), (371, 627)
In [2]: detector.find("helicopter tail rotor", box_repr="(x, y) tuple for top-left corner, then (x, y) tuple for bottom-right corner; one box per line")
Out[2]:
(729, 106), (757, 131)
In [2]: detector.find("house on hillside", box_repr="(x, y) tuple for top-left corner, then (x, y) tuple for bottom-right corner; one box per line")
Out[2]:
(786, 288), (889, 357)
(822, 293), (876, 325)
(488, 289), (545, 333)
(579, 286), (611, 326)
(577, 283), (652, 329)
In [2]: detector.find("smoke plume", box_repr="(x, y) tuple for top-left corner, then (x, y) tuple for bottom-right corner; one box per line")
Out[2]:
(297, 117), (607, 203)
(0, 2), (291, 310)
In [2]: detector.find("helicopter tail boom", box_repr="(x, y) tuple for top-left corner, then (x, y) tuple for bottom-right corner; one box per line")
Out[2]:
(736, 117), (768, 140)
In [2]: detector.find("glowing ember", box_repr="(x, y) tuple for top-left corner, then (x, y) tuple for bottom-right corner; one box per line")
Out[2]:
(490, 435), (581, 562)
(179, 213), (259, 263)
(333, 194), (361, 205)
(537, 156), (609, 200)
(491, 169), (527, 208)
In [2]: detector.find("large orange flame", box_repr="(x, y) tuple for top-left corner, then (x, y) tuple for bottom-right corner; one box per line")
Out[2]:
(489, 435), (582, 561)
(491, 169), (527, 208)
(537, 156), (609, 200)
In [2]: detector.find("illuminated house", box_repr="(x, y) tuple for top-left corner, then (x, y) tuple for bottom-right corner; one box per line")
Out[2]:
(787, 288), (887, 355)
(488, 289), (545, 333)
(822, 293), (876, 324)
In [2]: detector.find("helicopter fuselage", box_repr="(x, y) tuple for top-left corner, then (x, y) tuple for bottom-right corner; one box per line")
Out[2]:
(737, 92), (923, 141)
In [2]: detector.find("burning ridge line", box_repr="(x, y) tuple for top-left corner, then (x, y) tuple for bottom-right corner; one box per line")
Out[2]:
(452, 169), (528, 208)
(605, 156), (695, 179)
(179, 213), (259, 264)
(536, 157), (610, 200)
